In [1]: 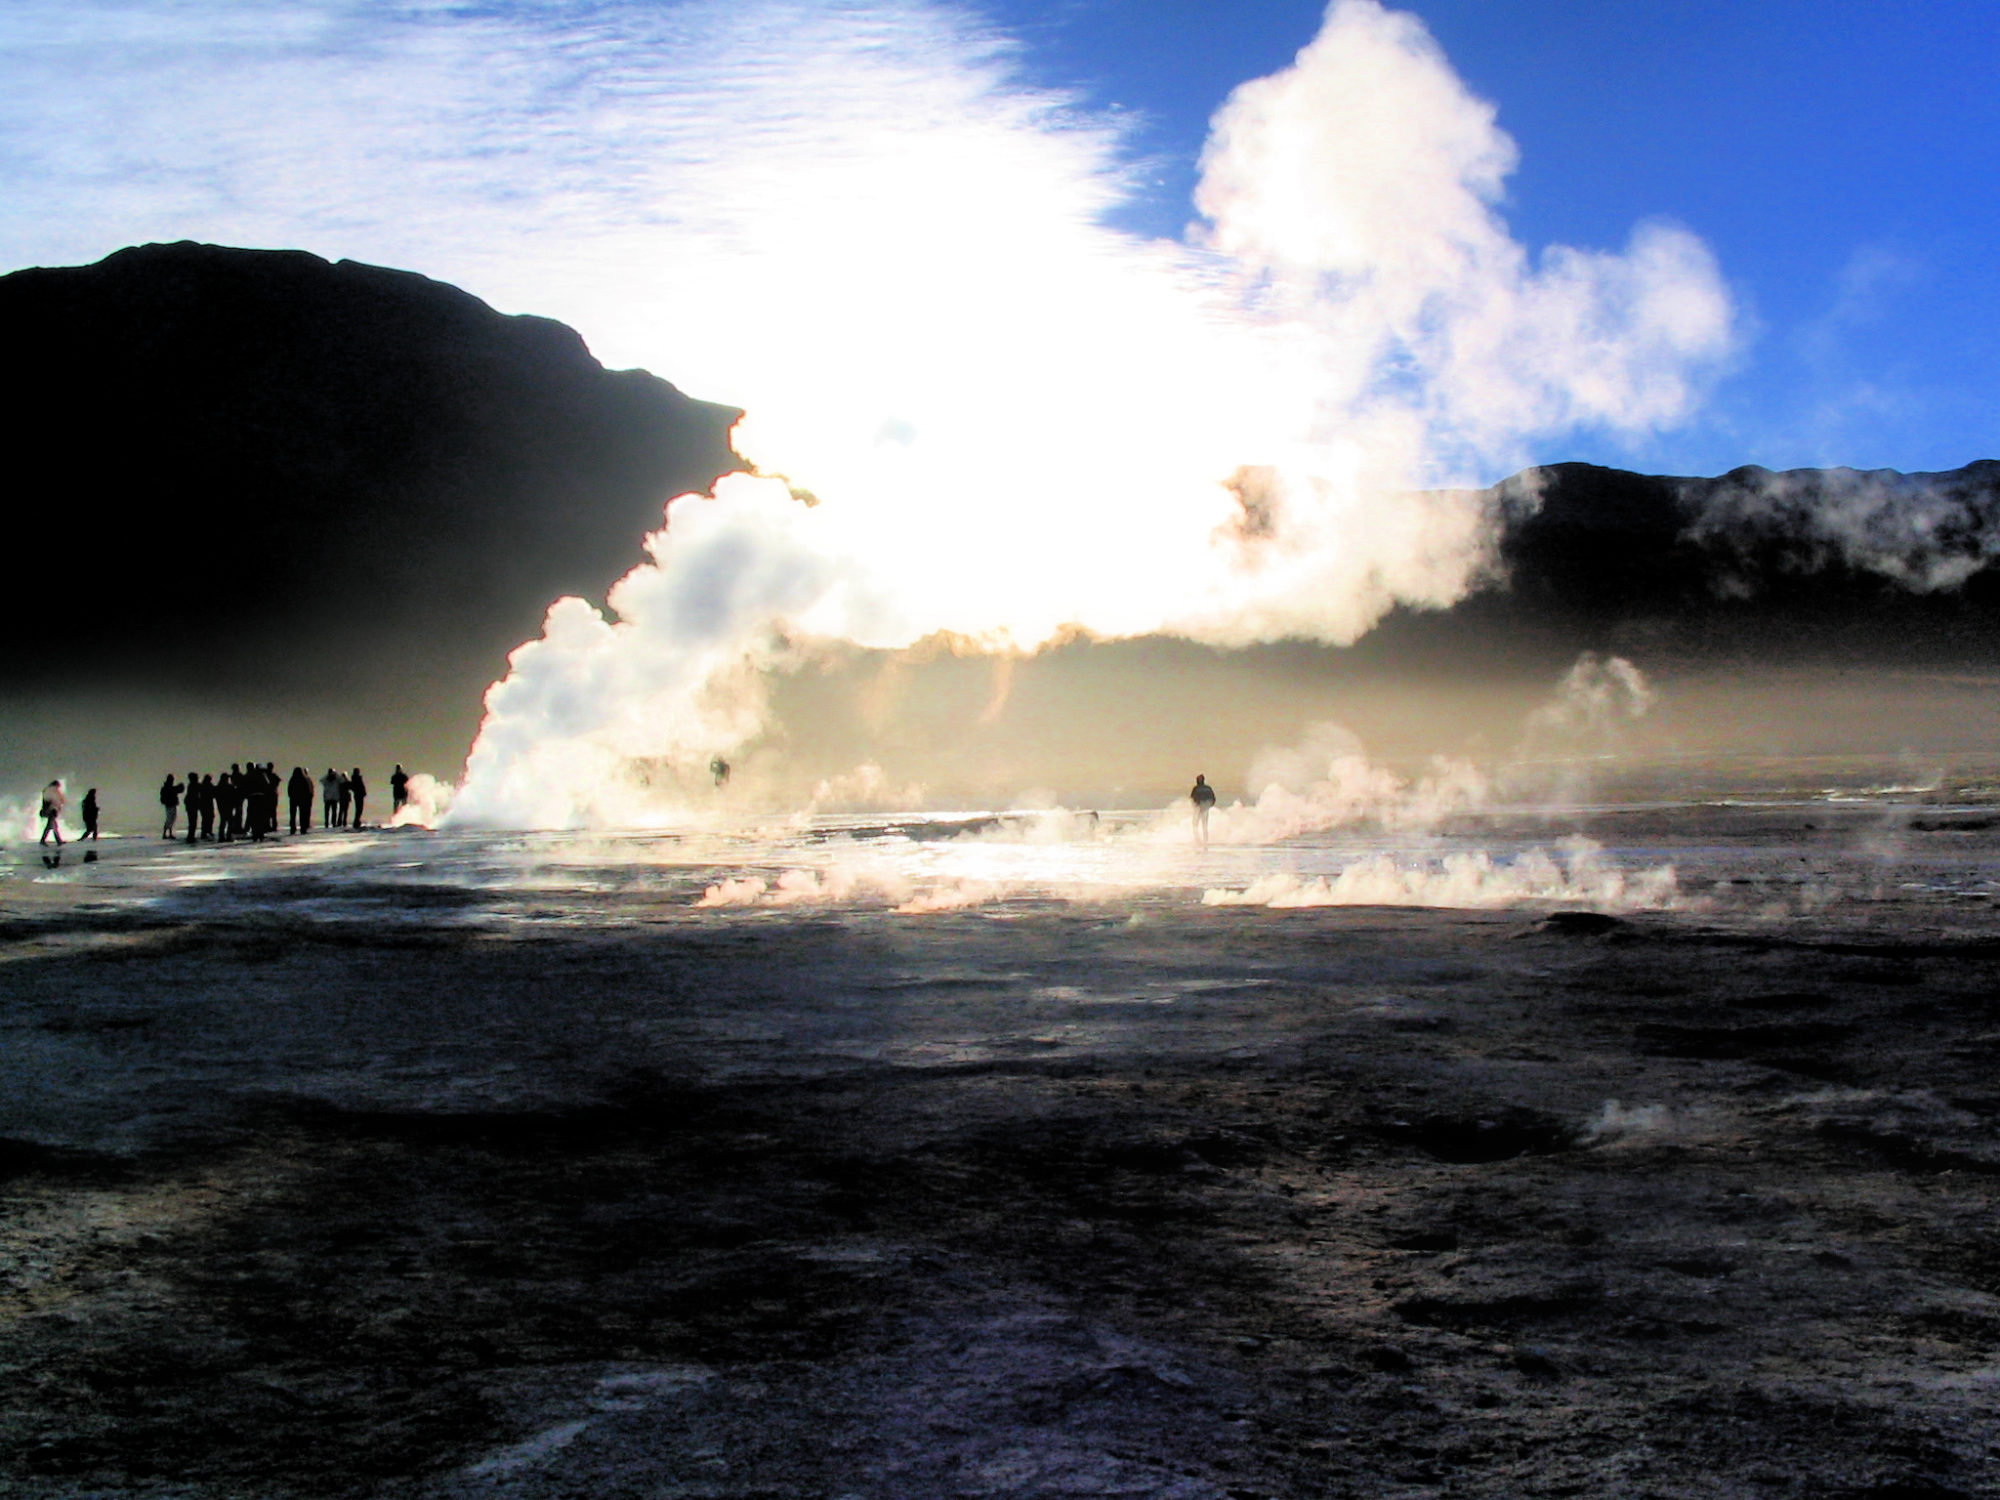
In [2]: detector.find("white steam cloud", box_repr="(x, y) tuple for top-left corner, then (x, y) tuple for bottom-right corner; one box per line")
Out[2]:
(1, 2), (1737, 827)
(1689, 463), (2000, 592)
(1199, 835), (1679, 914)
(441, 2), (1734, 827)
(1179, 652), (1675, 911)
(680, 655), (1677, 917)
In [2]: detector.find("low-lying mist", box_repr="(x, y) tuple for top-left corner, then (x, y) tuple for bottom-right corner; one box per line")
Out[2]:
(457, 642), (2000, 823)
(12, 633), (2000, 839)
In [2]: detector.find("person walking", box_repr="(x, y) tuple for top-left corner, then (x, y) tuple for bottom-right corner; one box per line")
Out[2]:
(348, 768), (368, 828)
(1189, 773), (1217, 851)
(160, 774), (183, 839)
(78, 788), (100, 841)
(38, 780), (64, 845)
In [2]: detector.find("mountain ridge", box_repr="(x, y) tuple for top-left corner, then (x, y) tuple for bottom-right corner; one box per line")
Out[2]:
(0, 239), (749, 691)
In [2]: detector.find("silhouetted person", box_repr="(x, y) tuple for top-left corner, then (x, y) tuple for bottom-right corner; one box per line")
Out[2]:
(710, 756), (731, 788)
(198, 775), (217, 841)
(216, 768), (241, 843)
(246, 762), (264, 839)
(349, 768), (367, 828)
(185, 772), (203, 843)
(160, 775), (183, 839)
(390, 764), (409, 814)
(38, 780), (64, 845)
(1190, 773), (1216, 850)
(335, 771), (352, 828)
(79, 788), (100, 841)
(288, 767), (313, 833)
(321, 767), (341, 828)
(245, 764), (265, 842)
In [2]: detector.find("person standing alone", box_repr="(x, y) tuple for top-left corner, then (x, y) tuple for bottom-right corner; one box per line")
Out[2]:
(1190, 773), (1216, 850)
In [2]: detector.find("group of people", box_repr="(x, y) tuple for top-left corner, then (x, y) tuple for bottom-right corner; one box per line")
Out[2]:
(155, 764), (412, 841)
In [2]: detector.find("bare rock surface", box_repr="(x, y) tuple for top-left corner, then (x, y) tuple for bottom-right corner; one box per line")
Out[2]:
(4, 817), (2000, 1496)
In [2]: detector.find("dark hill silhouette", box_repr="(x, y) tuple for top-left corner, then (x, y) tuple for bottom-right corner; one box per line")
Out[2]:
(1355, 459), (2000, 675)
(0, 241), (747, 691)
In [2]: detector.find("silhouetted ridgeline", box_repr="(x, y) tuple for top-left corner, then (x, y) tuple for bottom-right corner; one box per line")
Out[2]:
(3, 239), (1994, 699)
(0, 241), (747, 690)
(1362, 459), (2000, 673)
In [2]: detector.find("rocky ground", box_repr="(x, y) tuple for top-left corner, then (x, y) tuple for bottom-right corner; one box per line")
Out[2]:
(3, 811), (2000, 1497)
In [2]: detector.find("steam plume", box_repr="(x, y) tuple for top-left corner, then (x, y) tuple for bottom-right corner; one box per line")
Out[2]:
(442, 2), (1733, 826)
(0, 1), (1735, 824)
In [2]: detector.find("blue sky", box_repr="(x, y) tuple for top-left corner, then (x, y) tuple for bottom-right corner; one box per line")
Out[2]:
(988, 0), (2000, 476)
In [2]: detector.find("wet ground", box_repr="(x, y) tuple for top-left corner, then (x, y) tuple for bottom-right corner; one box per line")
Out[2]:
(3, 805), (2000, 1497)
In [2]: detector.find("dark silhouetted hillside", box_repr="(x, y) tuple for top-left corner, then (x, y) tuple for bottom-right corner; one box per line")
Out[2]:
(0, 241), (747, 692)
(1358, 459), (2000, 674)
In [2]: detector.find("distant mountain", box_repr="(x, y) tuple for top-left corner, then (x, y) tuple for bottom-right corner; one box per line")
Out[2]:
(4, 237), (1993, 759)
(1357, 459), (2000, 674)
(0, 241), (747, 692)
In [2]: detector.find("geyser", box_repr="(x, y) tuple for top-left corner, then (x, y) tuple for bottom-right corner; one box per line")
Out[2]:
(444, 0), (1736, 829)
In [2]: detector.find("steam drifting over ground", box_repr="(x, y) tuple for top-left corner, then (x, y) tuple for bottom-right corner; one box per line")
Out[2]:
(648, 652), (1679, 917)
